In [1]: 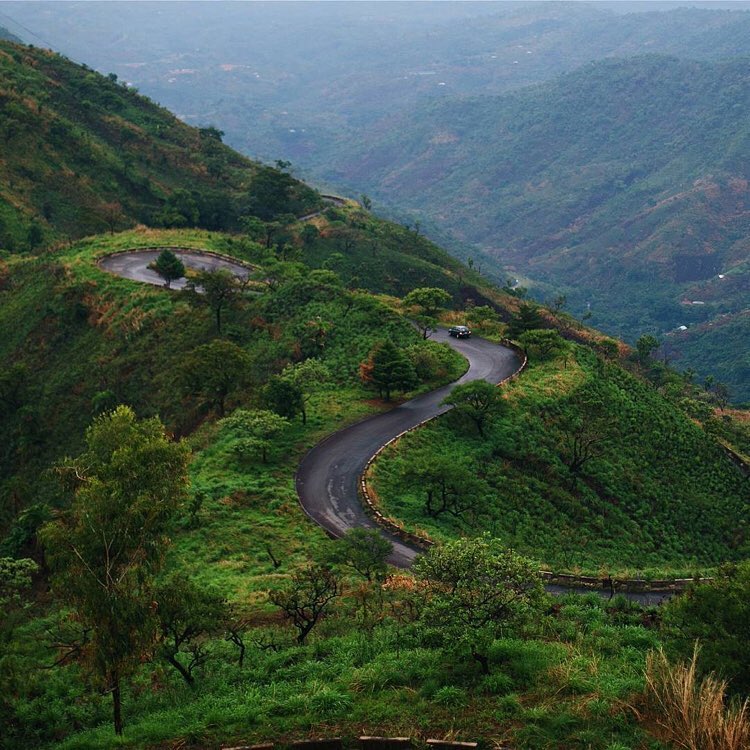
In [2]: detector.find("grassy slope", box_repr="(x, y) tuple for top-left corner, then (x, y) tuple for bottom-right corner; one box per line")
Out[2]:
(372, 346), (749, 576)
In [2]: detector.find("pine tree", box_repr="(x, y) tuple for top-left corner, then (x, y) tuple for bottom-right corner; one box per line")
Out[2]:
(368, 339), (418, 400)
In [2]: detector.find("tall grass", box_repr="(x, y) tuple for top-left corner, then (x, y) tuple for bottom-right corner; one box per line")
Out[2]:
(641, 647), (749, 750)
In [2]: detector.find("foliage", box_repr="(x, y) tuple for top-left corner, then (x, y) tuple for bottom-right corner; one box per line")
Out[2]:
(327, 528), (392, 583)
(519, 328), (569, 361)
(179, 339), (252, 418)
(662, 562), (750, 695)
(413, 535), (544, 674)
(220, 408), (289, 463)
(186, 269), (246, 334)
(442, 379), (505, 437)
(403, 286), (452, 339)
(152, 249), (185, 288)
(40, 406), (190, 734)
(263, 376), (304, 421)
(154, 575), (228, 686)
(269, 565), (342, 644)
(281, 359), (331, 424)
(360, 339), (418, 400)
(0, 557), (37, 609)
(507, 304), (545, 339)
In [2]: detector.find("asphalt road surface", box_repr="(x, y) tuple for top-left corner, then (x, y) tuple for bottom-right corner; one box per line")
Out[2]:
(296, 330), (519, 568)
(98, 249), (252, 290)
(296, 330), (673, 605)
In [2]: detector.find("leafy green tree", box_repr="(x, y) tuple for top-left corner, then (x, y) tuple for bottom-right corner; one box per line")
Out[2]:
(361, 339), (418, 400)
(506, 304), (545, 339)
(186, 269), (245, 334)
(154, 575), (227, 686)
(663, 562), (750, 695)
(465, 304), (499, 328)
(40, 406), (190, 735)
(281, 359), (330, 424)
(220, 408), (289, 463)
(264, 376), (305, 420)
(443, 380), (505, 437)
(329, 528), (392, 582)
(636, 334), (660, 364)
(519, 328), (568, 361)
(243, 166), (309, 221)
(403, 452), (484, 519)
(403, 287), (452, 339)
(156, 188), (200, 227)
(152, 249), (185, 289)
(269, 565), (342, 644)
(413, 535), (544, 675)
(180, 339), (251, 416)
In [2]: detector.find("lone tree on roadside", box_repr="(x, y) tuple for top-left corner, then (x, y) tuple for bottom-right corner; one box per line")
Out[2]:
(413, 535), (544, 675)
(443, 379), (506, 437)
(506, 304), (545, 339)
(360, 339), (418, 400)
(41, 406), (190, 736)
(269, 565), (342, 644)
(152, 249), (185, 288)
(403, 287), (452, 339)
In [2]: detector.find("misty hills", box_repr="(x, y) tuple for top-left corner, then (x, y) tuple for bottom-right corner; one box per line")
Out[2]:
(319, 55), (750, 400)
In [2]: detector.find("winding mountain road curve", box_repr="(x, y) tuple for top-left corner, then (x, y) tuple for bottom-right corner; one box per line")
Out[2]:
(296, 330), (520, 568)
(98, 248), (253, 289)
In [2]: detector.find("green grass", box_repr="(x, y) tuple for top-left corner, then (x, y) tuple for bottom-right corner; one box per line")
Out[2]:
(371, 346), (748, 576)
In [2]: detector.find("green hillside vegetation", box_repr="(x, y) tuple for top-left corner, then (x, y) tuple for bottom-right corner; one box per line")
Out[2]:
(1, 36), (749, 750)
(0, 40), (320, 250)
(371, 344), (749, 576)
(321, 55), (750, 401)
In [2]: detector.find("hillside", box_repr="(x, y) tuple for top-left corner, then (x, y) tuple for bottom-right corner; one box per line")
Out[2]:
(1, 35), (749, 750)
(0, 40), (321, 250)
(317, 55), (750, 401)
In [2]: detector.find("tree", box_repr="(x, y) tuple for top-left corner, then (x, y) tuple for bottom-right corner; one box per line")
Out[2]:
(154, 575), (227, 686)
(361, 340), (418, 400)
(186, 269), (245, 334)
(329, 528), (392, 582)
(519, 329), (568, 361)
(220, 408), (289, 463)
(263, 376), (304, 420)
(41, 406), (190, 735)
(403, 453), (484, 519)
(636, 334), (659, 364)
(269, 565), (341, 644)
(360, 194), (372, 211)
(152, 249), (185, 289)
(663, 562), (750, 695)
(179, 339), (251, 416)
(413, 535), (544, 675)
(443, 380), (505, 437)
(403, 287), (452, 339)
(281, 359), (330, 424)
(506, 304), (545, 339)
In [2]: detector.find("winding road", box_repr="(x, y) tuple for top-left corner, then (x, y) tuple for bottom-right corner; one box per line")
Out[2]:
(98, 248), (253, 290)
(100, 247), (672, 604)
(296, 330), (520, 568)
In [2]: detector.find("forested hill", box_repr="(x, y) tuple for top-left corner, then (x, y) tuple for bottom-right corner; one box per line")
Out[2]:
(0, 41), (320, 251)
(321, 55), (750, 401)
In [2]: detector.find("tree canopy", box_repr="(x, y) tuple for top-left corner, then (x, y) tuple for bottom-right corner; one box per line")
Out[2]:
(41, 406), (190, 735)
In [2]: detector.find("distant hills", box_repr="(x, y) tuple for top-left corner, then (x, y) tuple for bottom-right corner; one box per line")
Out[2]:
(0, 26), (20, 42)
(319, 55), (750, 401)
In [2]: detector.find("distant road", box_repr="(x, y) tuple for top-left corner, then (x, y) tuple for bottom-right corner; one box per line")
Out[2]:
(98, 249), (253, 289)
(296, 330), (519, 568)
